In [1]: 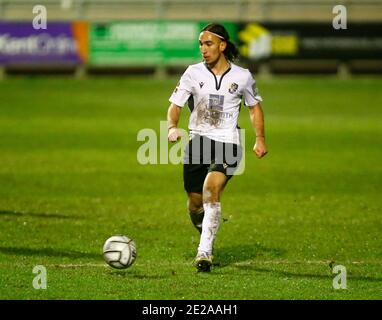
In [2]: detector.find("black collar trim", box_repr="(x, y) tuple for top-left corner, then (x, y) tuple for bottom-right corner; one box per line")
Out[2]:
(204, 62), (231, 91)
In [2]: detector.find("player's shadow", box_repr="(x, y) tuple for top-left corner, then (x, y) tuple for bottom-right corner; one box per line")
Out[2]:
(214, 243), (287, 268)
(0, 246), (100, 260)
(185, 243), (286, 268)
(108, 270), (167, 280)
(0, 209), (81, 219)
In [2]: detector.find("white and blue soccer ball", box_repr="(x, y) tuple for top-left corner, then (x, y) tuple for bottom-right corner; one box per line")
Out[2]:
(103, 235), (137, 269)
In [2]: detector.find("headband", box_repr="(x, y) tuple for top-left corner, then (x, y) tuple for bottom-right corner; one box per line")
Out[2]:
(204, 30), (226, 41)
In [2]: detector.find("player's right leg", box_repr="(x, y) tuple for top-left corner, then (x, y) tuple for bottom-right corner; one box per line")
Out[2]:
(183, 135), (209, 234)
(187, 192), (203, 233)
(184, 164), (207, 233)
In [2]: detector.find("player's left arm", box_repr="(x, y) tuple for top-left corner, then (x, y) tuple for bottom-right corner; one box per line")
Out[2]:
(248, 102), (268, 158)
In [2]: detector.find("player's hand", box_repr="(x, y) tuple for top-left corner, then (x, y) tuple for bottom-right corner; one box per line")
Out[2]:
(253, 137), (268, 158)
(168, 127), (181, 142)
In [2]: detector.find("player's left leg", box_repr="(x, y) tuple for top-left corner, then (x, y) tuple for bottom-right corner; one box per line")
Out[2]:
(194, 171), (228, 272)
(194, 139), (241, 271)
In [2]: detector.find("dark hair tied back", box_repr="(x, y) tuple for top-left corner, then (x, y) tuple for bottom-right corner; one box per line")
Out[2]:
(202, 23), (239, 62)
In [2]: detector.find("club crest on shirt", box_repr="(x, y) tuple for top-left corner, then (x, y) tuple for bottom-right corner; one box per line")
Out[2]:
(199, 82), (204, 89)
(229, 83), (238, 94)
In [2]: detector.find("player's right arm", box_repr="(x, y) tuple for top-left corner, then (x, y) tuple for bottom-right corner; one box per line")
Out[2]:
(167, 103), (182, 142)
(167, 66), (192, 142)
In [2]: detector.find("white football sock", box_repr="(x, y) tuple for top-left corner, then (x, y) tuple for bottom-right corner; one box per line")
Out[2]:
(197, 202), (221, 255)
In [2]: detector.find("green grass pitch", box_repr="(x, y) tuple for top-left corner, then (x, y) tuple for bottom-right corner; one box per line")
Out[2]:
(0, 76), (381, 299)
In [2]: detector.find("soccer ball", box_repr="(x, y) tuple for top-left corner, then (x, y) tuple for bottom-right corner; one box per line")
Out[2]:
(103, 235), (137, 269)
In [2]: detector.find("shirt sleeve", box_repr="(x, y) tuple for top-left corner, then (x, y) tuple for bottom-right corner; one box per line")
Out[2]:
(243, 71), (263, 107)
(169, 67), (193, 107)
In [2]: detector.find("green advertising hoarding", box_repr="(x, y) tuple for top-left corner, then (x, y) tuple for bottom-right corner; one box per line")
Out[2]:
(89, 21), (238, 66)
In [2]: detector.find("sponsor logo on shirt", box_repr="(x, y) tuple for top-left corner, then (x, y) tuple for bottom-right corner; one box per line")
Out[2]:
(208, 94), (224, 111)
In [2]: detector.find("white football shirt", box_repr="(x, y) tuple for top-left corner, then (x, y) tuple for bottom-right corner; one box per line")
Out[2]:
(169, 62), (262, 145)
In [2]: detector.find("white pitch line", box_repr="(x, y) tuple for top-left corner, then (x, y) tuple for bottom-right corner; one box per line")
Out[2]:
(234, 260), (382, 266)
(46, 263), (107, 268)
(44, 260), (382, 269)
